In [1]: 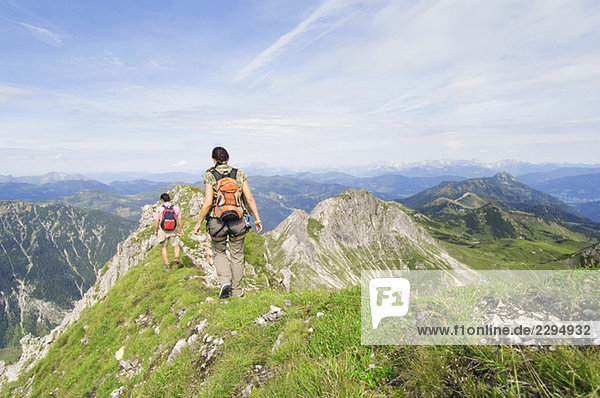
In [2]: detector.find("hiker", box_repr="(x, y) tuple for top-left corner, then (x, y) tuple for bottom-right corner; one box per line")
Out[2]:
(154, 193), (184, 270)
(192, 146), (262, 299)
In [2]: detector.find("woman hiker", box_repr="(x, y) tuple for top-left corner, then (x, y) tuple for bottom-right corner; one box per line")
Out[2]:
(193, 146), (262, 299)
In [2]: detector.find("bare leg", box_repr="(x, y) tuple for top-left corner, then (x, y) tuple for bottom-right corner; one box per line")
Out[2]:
(161, 246), (169, 264)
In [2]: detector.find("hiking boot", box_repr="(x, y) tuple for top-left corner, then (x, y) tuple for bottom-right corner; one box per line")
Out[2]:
(232, 289), (244, 298)
(164, 262), (171, 270)
(219, 283), (232, 299)
(173, 257), (183, 266)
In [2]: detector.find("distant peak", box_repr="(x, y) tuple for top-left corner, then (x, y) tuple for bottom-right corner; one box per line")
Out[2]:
(493, 171), (518, 183)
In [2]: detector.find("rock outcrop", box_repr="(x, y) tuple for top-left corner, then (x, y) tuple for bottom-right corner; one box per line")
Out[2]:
(266, 189), (469, 290)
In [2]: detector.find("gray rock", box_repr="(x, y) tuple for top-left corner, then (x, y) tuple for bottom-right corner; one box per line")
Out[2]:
(272, 332), (284, 352)
(167, 338), (188, 364)
(254, 305), (285, 325)
(242, 383), (254, 397)
(194, 319), (208, 334)
(187, 334), (200, 347)
(109, 387), (124, 397)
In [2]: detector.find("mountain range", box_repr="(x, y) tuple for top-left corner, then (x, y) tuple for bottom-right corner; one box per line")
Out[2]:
(3, 164), (600, 228)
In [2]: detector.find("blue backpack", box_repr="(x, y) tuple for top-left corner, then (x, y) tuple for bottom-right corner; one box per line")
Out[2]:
(160, 205), (177, 230)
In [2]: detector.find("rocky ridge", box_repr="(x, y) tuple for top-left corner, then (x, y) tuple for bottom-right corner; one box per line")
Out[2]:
(266, 189), (470, 291)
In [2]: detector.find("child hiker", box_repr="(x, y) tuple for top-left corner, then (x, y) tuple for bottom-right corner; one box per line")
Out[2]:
(154, 193), (184, 270)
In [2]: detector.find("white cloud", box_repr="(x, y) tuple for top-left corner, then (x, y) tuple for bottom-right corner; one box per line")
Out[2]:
(173, 160), (188, 167)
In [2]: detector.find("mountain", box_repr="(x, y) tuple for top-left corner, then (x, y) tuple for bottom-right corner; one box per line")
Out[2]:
(518, 167), (600, 185)
(401, 180), (598, 269)
(55, 185), (177, 220)
(574, 201), (600, 223)
(0, 201), (135, 351)
(0, 172), (91, 185)
(0, 181), (110, 201)
(400, 172), (592, 225)
(86, 172), (201, 184)
(107, 180), (174, 195)
(237, 176), (348, 232)
(2, 187), (599, 397)
(287, 172), (466, 200)
(0, 178), (176, 202)
(421, 200), (594, 242)
(265, 189), (470, 291)
(345, 159), (578, 178)
(525, 173), (600, 203)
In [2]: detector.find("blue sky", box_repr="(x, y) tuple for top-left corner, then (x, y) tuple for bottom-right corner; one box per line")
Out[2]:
(1, 0), (599, 175)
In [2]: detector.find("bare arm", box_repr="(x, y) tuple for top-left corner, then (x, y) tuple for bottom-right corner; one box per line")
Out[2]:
(178, 215), (184, 236)
(193, 184), (214, 234)
(242, 180), (262, 234)
(154, 219), (160, 236)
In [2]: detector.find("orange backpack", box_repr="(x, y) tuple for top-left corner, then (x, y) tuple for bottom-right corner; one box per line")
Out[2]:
(211, 168), (244, 222)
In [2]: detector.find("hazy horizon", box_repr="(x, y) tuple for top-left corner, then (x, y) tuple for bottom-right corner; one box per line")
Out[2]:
(2, 158), (600, 182)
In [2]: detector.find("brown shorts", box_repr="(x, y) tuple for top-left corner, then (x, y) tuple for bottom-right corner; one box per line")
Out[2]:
(157, 228), (180, 247)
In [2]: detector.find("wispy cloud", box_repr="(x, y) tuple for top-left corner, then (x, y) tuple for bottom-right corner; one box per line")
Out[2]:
(16, 21), (64, 47)
(0, 84), (29, 104)
(234, 0), (365, 83)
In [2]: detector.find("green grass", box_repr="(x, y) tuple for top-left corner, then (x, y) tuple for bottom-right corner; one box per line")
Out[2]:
(413, 205), (597, 270)
(4, 267), (600, 397)
(0, 347), (21, 364)
(307, 217), (325, 240)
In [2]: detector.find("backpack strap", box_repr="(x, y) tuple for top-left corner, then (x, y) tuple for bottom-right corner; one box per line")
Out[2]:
(210, 168), (222, 181)
(211, 168), (237, 181)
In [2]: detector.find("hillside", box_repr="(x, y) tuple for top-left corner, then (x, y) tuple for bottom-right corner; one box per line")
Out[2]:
(54, 186), (176, 220)
(0, 201), (135, 351)
(265, 189), (469, 291)
(400, 172), (592, 225)
(574, 201), (600, 223)
(0, 178), (174, 204)
(1, 187), (599, 397)
(530, 173), (600, 203)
